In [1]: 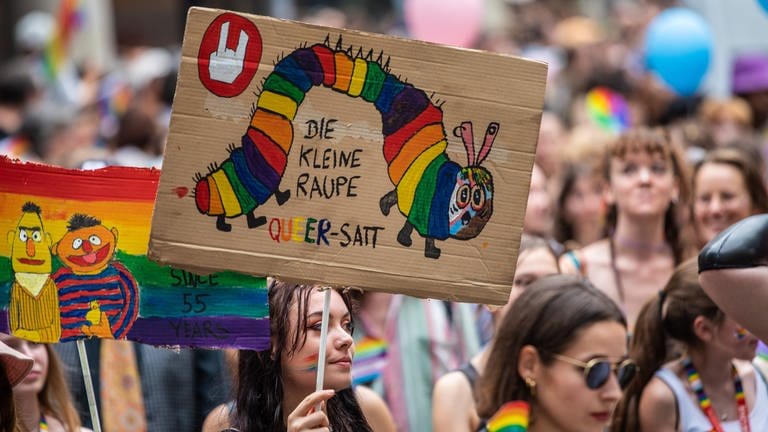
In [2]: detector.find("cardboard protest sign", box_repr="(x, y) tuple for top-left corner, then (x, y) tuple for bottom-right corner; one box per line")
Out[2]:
(150, 7), (547, 304)
(0, 157), (269, 350)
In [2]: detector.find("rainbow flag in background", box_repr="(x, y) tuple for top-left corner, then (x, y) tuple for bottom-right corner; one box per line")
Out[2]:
(43, 0), (84, 81)
(585, 87), (631, 134)
(0, 156), (269, 350)
(486, 401), (529, 432)
(352, 336), (388, 386)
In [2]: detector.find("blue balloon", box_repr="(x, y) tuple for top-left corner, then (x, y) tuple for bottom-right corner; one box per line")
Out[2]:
(644, 8), (713, 96)
(759, 0), (768, 14)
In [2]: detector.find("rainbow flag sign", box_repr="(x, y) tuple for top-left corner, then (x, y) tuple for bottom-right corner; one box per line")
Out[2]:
(0, 156), (269, 350)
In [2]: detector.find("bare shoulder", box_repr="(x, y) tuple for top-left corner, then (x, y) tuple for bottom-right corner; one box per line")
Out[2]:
(433, 370), (473, 399)
(355, 386), (396, 432)
(638, 377), (678, 432)
(580, 239), (611, 263)
(202, 403), (233, 432)
(432, 371), (476, 431)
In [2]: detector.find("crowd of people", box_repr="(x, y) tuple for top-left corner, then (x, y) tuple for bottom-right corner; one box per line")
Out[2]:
(3, 0), (768, 431)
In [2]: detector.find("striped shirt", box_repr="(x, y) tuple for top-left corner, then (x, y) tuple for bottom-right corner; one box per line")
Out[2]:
(352, 295), (483, 432)
(9, 277), (62, 342)
(54, 262), (139, 341)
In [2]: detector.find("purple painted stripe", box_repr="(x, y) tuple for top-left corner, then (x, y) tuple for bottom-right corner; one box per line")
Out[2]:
(0, 309), (7, 333)
(125, 316), (270, 350)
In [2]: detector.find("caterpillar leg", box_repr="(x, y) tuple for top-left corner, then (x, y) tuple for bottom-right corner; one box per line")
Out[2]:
(216, 215), (232, 232)
(424, 238), (441, 259)
(247, 211), (267, 229)
(380, 190), (398, 216)
(275, 188), (291, 206)
(397, 221), (414, 247)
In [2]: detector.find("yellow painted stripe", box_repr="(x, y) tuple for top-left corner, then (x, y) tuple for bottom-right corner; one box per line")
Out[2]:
(348, 58), (367, 97)
(257, 91), (298, 121)
(251, 109), (294, 153)
(211, 170), (242, 217)
(397, 140), (447, 215)
(333, 52), (353, 92)
(207, 177), (224, 216)
(389, 124), (445, 184)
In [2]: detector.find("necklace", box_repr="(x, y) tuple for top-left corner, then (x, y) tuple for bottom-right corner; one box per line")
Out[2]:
(682, 357), (751, 432)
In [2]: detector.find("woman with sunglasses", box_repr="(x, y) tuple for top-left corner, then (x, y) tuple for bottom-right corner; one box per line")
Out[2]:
(612, 258), (768, 432)
(475, 274), (636, 432)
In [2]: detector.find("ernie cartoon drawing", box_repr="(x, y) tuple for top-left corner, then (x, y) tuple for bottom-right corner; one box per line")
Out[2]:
(7, 202), (61, 342)
(53, 214), (139, 341)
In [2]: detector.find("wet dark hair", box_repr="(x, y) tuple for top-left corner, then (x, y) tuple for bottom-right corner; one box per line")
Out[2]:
(66, 214), (100, 231)
(612, 258), (723, 432)
(232, 280), (372, 432)
(476, 275), (626, 418)
(21, 201), (41, 215)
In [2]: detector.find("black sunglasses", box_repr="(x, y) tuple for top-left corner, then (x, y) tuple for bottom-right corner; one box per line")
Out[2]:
(552, 353), (637, 390)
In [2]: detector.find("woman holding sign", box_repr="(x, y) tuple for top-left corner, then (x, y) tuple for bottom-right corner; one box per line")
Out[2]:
(204, 280), (375, 432)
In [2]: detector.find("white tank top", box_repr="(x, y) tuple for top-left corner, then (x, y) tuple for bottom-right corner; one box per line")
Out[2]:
(654, 362), (768, 432)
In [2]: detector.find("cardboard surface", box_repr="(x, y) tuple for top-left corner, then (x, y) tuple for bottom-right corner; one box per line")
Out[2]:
(0, 157), (269, 350)
(150, 7), (546, 304)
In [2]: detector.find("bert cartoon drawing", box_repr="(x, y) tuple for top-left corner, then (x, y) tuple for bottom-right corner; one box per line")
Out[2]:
(53, 214), (139, 341)
(7, 202), (61, 342)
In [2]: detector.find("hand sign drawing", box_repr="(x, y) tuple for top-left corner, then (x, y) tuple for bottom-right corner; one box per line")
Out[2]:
(209, 21), (249, 84)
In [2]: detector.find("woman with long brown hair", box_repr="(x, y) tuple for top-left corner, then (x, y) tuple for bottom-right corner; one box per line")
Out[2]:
(0, 333), (87, 432)
(475, 275), (635, 432)
(613, 258), (768, 431)
(561, 127), (690, 331)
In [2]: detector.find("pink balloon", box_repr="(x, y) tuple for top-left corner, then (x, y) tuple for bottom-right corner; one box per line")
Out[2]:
(404, 0), (484, 48)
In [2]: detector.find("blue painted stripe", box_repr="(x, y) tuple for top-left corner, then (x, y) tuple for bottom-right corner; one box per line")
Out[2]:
(231, 147), (271, 203)
(274, 56), (312, 92)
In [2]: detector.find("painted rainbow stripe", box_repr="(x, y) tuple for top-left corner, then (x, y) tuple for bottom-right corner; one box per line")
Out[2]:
(195, 36), (496, 244)
(300, 353), (319, 372)
(585, 87), (630, 134)
(486, 400), (529, 432)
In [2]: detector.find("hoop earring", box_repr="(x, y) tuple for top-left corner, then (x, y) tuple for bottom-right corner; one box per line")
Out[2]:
(524, 376), (537, 397)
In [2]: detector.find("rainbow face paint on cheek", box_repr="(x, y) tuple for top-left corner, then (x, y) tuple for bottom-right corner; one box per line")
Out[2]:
(735, 327), (748, 340)
(299, 353), (319, 372)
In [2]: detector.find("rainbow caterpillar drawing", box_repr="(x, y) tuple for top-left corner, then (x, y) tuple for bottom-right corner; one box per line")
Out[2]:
(194, 37), (498, 258)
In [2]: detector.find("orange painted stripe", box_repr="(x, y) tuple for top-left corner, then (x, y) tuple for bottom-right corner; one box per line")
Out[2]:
(388, 124), (445, 184)
(206, 176), (225, 216)
(332, 52), (353, 92)
(250, 109), (293, 154)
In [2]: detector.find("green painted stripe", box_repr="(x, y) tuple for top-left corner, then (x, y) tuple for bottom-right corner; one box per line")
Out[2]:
(222, 160), (257, 213)
(409, 153), (447, 233)
(263, 73), (305, 105)
(361, 61), (385, 103)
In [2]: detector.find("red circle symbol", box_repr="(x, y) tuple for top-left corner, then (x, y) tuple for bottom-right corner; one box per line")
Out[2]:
(197, 13), (262, 98)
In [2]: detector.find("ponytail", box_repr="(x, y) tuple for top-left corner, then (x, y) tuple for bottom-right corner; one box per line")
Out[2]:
(611, 291), (671, 432)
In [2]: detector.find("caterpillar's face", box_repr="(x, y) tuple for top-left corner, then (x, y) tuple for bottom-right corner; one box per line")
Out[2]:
(449, 167), (494, 239)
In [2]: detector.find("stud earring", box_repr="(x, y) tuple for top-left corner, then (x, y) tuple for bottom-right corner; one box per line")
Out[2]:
(524, 376), (537, 397)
